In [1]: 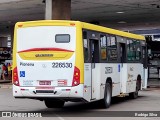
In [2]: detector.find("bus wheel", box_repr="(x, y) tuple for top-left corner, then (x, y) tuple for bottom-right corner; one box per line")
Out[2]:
(129, 86), (138, 99)
(44, 100), (65, 108)
(102, 82), (112, 108)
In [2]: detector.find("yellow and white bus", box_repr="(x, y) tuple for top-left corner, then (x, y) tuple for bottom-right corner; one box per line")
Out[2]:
(12, 20), (148, 108)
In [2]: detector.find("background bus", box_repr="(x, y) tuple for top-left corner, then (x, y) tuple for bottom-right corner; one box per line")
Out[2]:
(12, 20), (147, 108)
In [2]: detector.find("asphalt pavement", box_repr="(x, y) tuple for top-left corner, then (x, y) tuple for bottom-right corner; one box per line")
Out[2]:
(0, 86), (160, 120)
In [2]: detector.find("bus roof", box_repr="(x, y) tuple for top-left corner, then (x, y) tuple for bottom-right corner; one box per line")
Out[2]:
(15, 20), (145, 41)
(81, 22), (145, 41)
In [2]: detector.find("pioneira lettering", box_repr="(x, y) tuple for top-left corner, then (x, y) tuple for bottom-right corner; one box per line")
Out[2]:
(20, 62), (34, 66)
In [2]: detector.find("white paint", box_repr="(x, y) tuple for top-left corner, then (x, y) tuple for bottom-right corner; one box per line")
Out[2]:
(83, 63), (91, 101)
(17, 26), (76, 52)
(17, 53), (75, 87)
(83, 63), (145, 102)
(13, 84), (84, 98)
(55, 114), (65, 120)
(16, 26), (76, 87)
(120, 64), (127, 93)
(84, 63), (121, 101)
(142, 68), (148, 89)
(120, 63), (143, 93)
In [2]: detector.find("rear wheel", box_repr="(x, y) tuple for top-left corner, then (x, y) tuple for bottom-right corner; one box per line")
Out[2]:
(44, 99), (65, 108)
(101, 82), (112, 108)
(129, 86), (138, 99)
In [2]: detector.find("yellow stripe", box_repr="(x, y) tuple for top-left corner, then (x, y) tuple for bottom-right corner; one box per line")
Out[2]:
(82, 22), (145, 40)
(75, 23), (84, 84)
(12, 23), (19, 82)
(15, 20), (78, 28)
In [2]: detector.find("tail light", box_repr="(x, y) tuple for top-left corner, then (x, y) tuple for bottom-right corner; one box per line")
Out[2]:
(72, 66), (80, 86)
(13, 67), (19, 86)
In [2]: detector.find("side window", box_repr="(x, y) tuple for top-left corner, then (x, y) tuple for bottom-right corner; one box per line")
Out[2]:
(110, 36), (117, 49)
(100, 35), (107, 60)
(135, 41), (141, 61)
(127, 39), (136, 61)
(107, 36), (118, 61)
(127, 40), (133, 61)
(132, 40), (137, 60)
(83, 31), (89, 62)
(127, 39), (141, 61)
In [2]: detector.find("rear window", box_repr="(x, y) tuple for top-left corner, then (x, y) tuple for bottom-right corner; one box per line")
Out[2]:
(55, 34), (70, 43)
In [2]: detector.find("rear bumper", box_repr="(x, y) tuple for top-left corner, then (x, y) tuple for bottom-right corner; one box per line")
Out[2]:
(13, 84), (84, 100)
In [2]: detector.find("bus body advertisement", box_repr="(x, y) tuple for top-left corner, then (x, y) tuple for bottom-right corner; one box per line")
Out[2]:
(12, 20), (147, 108)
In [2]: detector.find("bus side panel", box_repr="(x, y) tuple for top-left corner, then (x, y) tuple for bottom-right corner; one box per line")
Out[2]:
(142, 68), (148, 89)
(91, 64), (101, 100)
(121, 63), (143, 94)
(100, 63), (121, 98)
(83, 63), (91, 102)
(120, 64), (128, 93)
(127, 63), (143, 93)
(86, 63), (121, 101)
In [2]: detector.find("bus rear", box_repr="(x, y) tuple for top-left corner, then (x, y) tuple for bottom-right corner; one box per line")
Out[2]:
(12, 21), (84, 107)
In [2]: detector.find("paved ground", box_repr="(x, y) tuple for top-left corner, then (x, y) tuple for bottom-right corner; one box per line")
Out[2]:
(0, 87), (160, 120)
(0, 82), (12, 89)
(148, 79), (160, 87)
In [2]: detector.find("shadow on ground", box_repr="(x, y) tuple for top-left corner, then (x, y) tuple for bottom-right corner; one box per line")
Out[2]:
(25, 95), (146, 117)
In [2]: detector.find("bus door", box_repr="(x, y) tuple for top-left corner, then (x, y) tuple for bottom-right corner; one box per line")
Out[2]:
(118, 42), (127, 93)
(119, 43), (126, 63)
(142, 43), (148, 88)
(89, 39), (100, 100)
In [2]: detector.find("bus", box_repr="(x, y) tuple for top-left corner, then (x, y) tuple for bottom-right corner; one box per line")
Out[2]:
(12, 20), (148, 108)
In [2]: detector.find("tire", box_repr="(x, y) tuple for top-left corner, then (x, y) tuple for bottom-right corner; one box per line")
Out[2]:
(44, 99), (65, 108)
(137, 79), (141, 91)
(101, 82), (112, 108)
(129, 86), (138, 99)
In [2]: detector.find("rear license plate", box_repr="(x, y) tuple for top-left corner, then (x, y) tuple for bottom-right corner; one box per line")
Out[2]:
(39, 81), (51, 85)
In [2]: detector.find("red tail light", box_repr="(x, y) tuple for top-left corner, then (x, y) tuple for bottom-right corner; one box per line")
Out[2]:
(72, 66), (80, 86)
(13, 67), (20, 86)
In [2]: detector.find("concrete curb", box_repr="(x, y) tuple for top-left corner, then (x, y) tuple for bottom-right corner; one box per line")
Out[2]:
(0, 85), (12, 89)
(147, 85), (160, 88)
(0, 80), (12, 89)
(0, 80), (12, 83)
